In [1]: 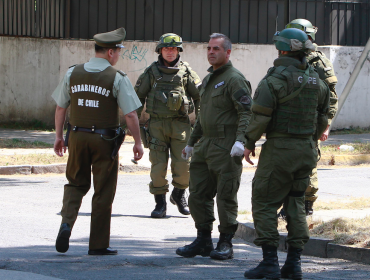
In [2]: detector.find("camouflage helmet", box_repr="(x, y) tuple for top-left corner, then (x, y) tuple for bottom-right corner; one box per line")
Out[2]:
(273, 28), (315, 53)
(155, 33), (183, 54)
(286, 18), (318, 41)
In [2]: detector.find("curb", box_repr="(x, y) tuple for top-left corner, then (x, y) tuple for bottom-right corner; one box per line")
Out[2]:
(235, 222), (370, 265)
(0, 164), (150, 175)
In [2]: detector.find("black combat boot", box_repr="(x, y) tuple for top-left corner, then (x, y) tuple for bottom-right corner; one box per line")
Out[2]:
(280, 246), (303, 280)
(244, 244), (281, 279)
(176, 230), (214, 258)
(170, 187), (190, 215)
(55, 223), (71, 253)
(305, 200), (314, 216)
(210, 233), (234, 260)
(151, 194), (167, 218)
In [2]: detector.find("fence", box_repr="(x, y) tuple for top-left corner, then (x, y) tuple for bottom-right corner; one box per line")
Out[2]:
(1, 0), (369, 46)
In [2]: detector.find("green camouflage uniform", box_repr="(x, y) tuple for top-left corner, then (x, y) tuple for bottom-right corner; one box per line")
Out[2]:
(245, 56), (330, 249)
(305, 44), (338, 202)
(134, 56), (201, 194)
(188, 61), (252, 234)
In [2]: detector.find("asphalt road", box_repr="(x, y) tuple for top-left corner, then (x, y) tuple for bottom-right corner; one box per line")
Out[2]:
(0, 167), (370, 279)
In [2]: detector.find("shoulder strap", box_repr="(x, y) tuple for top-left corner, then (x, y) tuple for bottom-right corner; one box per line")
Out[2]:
(278, 66), (310, 104)
(117, 70), (126, 77)
(150, 62), (163, 81)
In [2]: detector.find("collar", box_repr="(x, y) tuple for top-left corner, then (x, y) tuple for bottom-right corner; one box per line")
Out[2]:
(85, 57), (112, 72)
(207, 61), (233, 74)
(157, 55), (181, 74)
(273, 56), (307, 70)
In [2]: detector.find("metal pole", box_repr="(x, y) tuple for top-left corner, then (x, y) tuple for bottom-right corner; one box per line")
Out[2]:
(329, 37), (370, 130)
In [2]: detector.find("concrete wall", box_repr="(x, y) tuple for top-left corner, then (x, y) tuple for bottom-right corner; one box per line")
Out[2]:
(1, 36), (369, 129)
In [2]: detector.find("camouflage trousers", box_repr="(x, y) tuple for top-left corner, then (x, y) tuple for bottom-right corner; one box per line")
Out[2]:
(188, 137), (242, 234)
(305, 140), (320, 202)
(148, 116), (191, 195)
(252, 138), (317, 249)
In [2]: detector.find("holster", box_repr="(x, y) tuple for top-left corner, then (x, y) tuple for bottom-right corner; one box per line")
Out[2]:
(64, 122), (71, 147)
(140, 126), (149, 148)
(111, 127), (126, 160)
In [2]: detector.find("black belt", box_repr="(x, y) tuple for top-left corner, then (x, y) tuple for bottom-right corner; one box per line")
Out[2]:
(73, 126), (116, 137)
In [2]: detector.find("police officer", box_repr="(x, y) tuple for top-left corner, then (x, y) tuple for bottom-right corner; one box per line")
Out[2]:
(52, 28), (144, 255)
(176, 33), (252, 260)
(243, 28), (330, 279)
(134, 33), (201, 218)
(285, 19), (339, 215)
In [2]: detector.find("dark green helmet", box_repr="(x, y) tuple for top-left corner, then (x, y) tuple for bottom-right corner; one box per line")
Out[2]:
(155, 33), (183, 54)
(286, 18), (318, 41)
(273, 28), (315, 53)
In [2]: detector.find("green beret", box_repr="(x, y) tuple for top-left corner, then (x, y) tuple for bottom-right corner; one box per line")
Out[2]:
(93, 27), (126, 48)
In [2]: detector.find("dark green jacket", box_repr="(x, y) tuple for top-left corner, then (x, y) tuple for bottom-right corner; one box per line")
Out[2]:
(134, 56), (201, 118)
(188, 61), (252, 146)
(245, 56), (330, 150)
(307, 44), (338, 125)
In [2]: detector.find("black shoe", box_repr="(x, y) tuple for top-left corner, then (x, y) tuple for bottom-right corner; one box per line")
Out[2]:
(176, 231), (214, 258)
(210, 233), (234, 260)
(170, 188), (190, 215)
(281, 246), (303, 280)
(305, 200), (314, 216)
(88, 247), (118, 255)
(277, 208), (287, 220)
(55, 223), (71, 253)
(244, 244), (281, 279)
(151, 194), (167, 218)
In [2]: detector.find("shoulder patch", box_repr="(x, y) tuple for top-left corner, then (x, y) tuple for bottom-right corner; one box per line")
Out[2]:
(117, 70), (127, 76)
(135, 79), (142, 87)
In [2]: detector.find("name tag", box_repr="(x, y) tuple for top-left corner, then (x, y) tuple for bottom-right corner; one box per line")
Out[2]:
(215, 81), (225, 89)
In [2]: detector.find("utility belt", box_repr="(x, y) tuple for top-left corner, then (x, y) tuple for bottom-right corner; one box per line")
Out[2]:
(65, 123), (125, 159)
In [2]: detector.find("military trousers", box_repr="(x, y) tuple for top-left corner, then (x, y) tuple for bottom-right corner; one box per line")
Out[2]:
(148, 116), (191, 195)
(188, 137), (242, 234)
(305, 140), (320, 202)
(61, 130), (118, 250)
(252, 138), (317, 250)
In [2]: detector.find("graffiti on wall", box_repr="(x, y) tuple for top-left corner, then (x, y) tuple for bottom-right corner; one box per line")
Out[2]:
(121, 45), (149, 72)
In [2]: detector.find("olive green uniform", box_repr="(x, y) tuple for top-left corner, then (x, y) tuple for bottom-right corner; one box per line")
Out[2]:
(134, 57), (201, 195)
(305, 44), (338, 202)
(245, 56), (330, 249)
(52, 57), (141, 250)
(188, 61), (252, 234)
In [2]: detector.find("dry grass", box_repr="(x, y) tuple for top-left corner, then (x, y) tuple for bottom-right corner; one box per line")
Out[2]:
(0, 154), (67, 166)
(310, 216), (370, 248)
(330, 126), (370, 135)
(0, 138), (53, 148)
(237, 210), (253, 223)
(276, 207), (370, 248)
(315, 197), (370, 210)
(320, 142), (370, 155)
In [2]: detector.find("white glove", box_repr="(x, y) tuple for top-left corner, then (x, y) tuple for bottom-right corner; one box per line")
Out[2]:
(230, 141), (245, 157)
(181, 145), (194, 160)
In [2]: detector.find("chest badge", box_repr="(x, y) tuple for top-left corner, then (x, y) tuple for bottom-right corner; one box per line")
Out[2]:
(215, 81), (225, 89)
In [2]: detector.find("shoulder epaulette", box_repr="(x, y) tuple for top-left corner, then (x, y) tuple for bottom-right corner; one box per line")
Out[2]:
(117, 70), (127, 76)
(69, 64), (77, 69)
